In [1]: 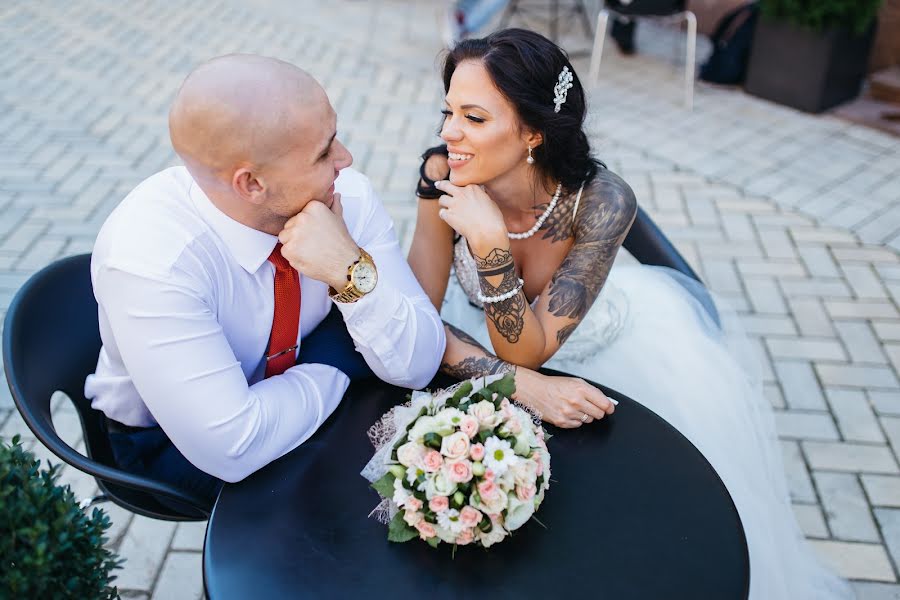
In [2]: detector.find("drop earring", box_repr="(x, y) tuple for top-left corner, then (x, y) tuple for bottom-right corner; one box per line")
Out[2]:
(526, 146), (535, 165)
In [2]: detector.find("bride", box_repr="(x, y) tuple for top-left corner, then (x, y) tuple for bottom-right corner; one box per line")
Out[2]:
(407, 28), (852, 600)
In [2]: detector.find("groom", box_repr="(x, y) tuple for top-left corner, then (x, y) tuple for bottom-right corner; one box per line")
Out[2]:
(84, 54), (446, 510)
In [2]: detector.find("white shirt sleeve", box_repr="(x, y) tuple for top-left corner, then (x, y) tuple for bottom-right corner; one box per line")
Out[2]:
(94, 265), (349, 483)
(334, 179), (446, 389)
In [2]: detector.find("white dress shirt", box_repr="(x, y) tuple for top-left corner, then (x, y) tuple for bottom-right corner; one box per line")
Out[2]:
(84, 166), (445, 483)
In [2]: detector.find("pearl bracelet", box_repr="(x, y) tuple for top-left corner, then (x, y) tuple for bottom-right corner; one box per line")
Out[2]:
(477, 278), (525, 304)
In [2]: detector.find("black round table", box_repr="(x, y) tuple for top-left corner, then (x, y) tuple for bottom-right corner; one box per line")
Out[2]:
(203, 374), (749, 599)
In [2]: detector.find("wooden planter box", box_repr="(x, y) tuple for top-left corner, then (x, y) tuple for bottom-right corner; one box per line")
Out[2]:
(744, 18), (877, 113)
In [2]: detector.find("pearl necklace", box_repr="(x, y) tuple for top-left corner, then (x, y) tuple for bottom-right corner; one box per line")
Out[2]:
(508, 184), (563, 240)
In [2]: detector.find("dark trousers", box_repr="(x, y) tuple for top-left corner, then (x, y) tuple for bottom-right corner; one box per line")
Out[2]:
(108, 306), (375, 513)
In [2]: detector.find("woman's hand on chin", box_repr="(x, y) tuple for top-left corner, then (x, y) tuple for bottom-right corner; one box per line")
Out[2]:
(514, 368), (616, 429)
(434, 179), (507, 248)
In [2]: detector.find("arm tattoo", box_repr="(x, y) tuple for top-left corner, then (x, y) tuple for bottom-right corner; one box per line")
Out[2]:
(538, 188), (579, 243)
(478, 267), (526, 344)
(556, 323), (577, 345)
(441, 356), (514, 379)
(472, 247), (513, 270)
(444, 321), (484, 349)
(547, 170), (637, 327)
(441, 321), (515, 379)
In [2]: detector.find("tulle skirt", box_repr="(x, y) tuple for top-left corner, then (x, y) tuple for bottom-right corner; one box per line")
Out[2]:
(441, 264), (852, 599)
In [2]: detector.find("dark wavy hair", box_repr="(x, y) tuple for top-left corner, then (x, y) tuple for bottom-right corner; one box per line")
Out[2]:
(442, 28), (603, 193)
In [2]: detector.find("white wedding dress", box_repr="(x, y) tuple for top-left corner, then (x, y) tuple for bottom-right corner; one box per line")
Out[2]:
(440, 236), (853, 599)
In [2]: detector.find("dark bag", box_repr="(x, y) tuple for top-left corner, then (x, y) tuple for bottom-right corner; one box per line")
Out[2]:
(699, 3), (759, 85)
(605, 0), (685, 16)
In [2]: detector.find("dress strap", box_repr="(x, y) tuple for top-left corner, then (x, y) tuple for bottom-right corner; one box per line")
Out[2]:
(572, 181), (587, 225)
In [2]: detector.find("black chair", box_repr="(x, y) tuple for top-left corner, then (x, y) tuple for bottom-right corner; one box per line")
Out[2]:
(2, 254), (209, 521)
(623, 206), (720, 325)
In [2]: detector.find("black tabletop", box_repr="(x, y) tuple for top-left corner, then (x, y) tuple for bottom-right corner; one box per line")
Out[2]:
(204, 374), (749, 599)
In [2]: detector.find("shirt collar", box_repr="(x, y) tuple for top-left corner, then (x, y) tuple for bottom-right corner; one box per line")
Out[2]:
(189, 180), (277, 274)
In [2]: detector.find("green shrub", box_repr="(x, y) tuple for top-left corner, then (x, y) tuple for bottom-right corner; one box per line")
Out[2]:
(760, 0), (883, 35)
(0, 435), (122, 599)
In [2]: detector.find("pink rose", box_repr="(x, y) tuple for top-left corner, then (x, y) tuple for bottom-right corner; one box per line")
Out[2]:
(447, 460), (473, 484)
(429, 495), (449, 513)
(460, 506), (483, 529)
(423, 450), (443, 473)
(484, 468), (495, 481)
(415, 520), (436, 539)
(459, 416), (479, 439)
(532, 452), (544, 476)
(516, 485), (536, 501)
(478, 479), (498, 501)
(440, 432), (470, 460)
(406, 497), (423, 511)
(456, 528), (475, 545)
(469, 443), (485, 462)
(403, 509), (423, 527)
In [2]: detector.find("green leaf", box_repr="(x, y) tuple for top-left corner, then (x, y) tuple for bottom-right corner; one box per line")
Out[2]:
(451, 381), (474, 402)
(370, 473), (396, 499)
(387, 512), (418, 543)
(426, 536), (440, 548)
(487, 372), (516, 398)
(423, 432), (443, 451)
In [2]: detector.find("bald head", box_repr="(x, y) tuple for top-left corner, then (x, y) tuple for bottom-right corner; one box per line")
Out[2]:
(169, 55), (328, 177)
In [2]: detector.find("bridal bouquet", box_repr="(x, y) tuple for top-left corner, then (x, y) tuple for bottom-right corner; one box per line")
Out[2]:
(361, 373), (551, 549)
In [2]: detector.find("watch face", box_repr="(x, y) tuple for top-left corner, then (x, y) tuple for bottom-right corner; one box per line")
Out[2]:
(352, 262), (378, 293)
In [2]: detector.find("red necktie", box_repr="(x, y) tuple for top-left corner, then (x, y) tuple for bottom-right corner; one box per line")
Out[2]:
(265, 243), (301, 378)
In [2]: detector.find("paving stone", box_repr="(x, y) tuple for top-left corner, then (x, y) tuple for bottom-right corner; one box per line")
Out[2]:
(804, 441), (898, 474)
(774, 410), (839, 441)
(827, 389), (886, 443)
(816, 364), (899, 390)
(873, 391), (900, 418)
(766, 337), (848, 362)
(171, 521), (207, 552)
(150, 551), (203, 600)
(775, 361), (827, 410)
(811, 540), (896, 582)
(826, 300), (899, 320)
(835, 321), (888, 364)
(863, 475), (900, 509)
(814, 471), (879, 542)
(115, 515), (177, 592)
(788, 298), (836, 337)
(852, 581), (900, 600)
(875, 508), (900, 582)
(792, 502), (829, 539)
(782, 440), (818, 503)
(745, 276), (788, 314)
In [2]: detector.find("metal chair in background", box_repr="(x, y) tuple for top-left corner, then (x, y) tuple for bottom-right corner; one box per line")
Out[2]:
(588, 0), (697, 109)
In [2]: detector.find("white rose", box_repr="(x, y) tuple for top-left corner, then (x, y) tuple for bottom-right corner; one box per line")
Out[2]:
(511, 460), (538, 488)
(504, 492), (536, 531)
(434, 524), (457, 544)
(476, 485), (508, 515)
(396, 441), (425, 468)
(469, 400), (502, 429)
(478, 519), (508, 548)
(408, 416), (439, 443)
(427, 471), (458, 500)
(440, 431), (471, 460)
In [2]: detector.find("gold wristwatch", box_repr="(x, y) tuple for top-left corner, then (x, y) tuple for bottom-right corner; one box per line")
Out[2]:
(329, 247), (378, 303)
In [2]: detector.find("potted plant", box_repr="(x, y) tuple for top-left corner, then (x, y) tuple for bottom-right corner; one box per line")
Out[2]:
(1, 435), (122, 599)
(744, 0), (882, 112)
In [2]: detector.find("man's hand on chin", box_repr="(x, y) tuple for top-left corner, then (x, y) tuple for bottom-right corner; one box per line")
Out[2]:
(278, 193), (360, 290)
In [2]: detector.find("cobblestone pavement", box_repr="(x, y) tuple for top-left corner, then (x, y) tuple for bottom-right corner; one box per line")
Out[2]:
(2, 1), (900, 597)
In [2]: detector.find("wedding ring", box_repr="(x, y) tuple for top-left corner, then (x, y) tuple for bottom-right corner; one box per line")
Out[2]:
(580, 413), (589, 423)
